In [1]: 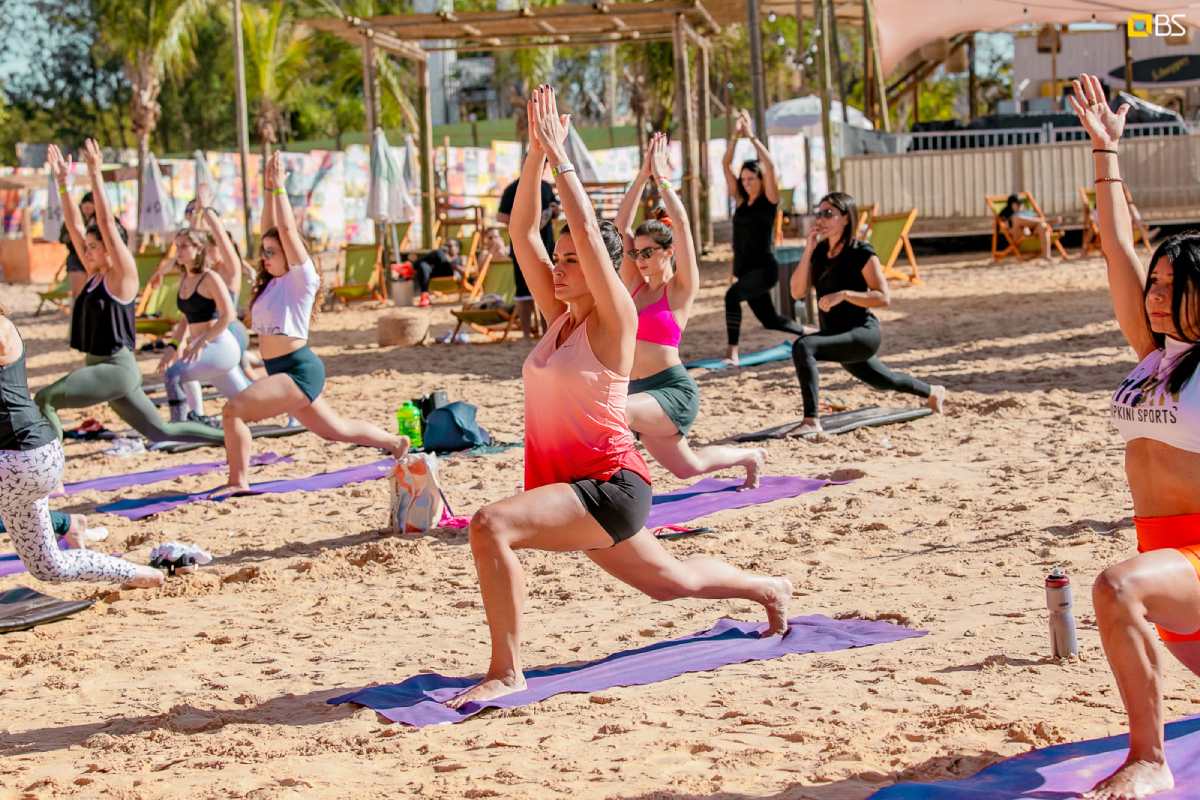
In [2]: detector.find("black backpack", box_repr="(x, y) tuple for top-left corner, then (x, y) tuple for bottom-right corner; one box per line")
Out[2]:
(422, 401), (492, 452)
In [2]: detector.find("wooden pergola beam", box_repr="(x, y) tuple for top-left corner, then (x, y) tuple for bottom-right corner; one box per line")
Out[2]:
(419, 31), (669, 52)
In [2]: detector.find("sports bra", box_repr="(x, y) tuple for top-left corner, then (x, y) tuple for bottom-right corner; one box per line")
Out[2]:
(251, 258), (318, 340)
(178, 273), (219, 324)
(632, 283), (682, 348)
(1111, 337), (1200, 453)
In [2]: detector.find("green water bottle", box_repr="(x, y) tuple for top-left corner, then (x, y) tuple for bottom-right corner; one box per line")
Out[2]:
(396, 401), (423, 450)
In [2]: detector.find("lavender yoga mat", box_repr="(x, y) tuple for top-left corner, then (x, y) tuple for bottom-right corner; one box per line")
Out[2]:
(57, 453), (290, 496)
(97, 458), (395, 520)
(328, 614), (925, 727)
(646, 475), (842, 529)
(869, 715), (1200, 799)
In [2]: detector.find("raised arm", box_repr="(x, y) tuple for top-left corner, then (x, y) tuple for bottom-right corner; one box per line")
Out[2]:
(196, 184), (241, 290)
(82, 139), (138, 302)
(615, 137), (655, 286)
(722, 115), (743, 202)
(265, 152), (308, 266)
(791, 225), (821, 300)
(651, 135), (699, 309)
(260, 161), (276, 234)
(508, 137), (565, 324)
(47, 146), (88, 263)
(743, 111), (779, 204)
(1069, 74), (1155, 359)
(530, 87), (637, 355)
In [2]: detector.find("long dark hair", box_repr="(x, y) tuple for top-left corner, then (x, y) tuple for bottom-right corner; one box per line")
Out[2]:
(86, 218), (128, 247)
(1146, 232), (1200, 394)
(559, 219), (625, 271)
(735, 159), (764, 205)
(817, 191), (859, 256)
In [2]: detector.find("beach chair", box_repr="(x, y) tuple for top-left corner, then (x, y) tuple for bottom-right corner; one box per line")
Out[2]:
(330, 242), (386, 305)
(1079, 186), (1154, 257)
(135, 250), (168, 287)
(449, 256), (518, 343)
(868, 209), (921, 284)
(135, 271), (181, 339)
(986, 192), (1069, 262)
(35, 267), (71, 315)
(856, 204), (879, 240)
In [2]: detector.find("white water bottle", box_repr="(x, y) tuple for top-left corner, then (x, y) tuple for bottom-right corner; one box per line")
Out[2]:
(1045, 567), (1078, 658)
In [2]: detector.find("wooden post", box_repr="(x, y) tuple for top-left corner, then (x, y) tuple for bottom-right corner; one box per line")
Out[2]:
(816, 0), (836, 190)
(1124, 25), (1134, 93)
(967, 32), (977, 121)
(697, 40), (713, 249)
(232, 0), (253, 254)
(362, 36), (377, 139)
(863, 3), (874, 123)
(829, 3), (849, 123)
(673, 15), (701, 256)
(418, 58), (435, 250)
(747, 0), (768, 137)
(863, 0), (890, 131)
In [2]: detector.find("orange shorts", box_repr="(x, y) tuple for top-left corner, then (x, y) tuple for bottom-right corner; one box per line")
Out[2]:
(1135, 514), (1200, 642)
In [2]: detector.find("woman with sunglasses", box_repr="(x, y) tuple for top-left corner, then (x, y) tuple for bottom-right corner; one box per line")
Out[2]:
(446, 87), (791, 709)
(615, 132), (766, 488)
(721, 110), (805, 366)
(37, 141), (225, 447)
(789, 192), (945, 434)
(214, 152), (409, 496)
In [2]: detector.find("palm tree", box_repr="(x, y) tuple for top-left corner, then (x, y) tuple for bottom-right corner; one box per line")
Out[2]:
(94, 0), (214, 237)
(242, 0), (312, 160)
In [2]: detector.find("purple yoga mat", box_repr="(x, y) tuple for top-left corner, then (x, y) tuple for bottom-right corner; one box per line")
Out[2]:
(56, 452), (290, 496)
(869, 715), (1200, 799)
(97, 458), (395, 520)
(328, 614), (925, 727)
(646, 475), (843, 529)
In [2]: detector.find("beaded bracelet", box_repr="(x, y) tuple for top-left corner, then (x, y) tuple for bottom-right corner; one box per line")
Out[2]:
(657, 179), (672, 192)
(1092, 149), (1119, 156)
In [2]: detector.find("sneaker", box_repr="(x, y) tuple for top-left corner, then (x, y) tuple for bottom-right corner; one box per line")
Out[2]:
(104, 437), (146, 457)
(186, 411), (222, 429)
(418, 292), (432, 308)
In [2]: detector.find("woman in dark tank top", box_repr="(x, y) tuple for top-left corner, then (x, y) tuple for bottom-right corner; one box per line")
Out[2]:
(787, 192), (946, 434)
(35, 140), (224, 447)
(720, 109), (805, 366)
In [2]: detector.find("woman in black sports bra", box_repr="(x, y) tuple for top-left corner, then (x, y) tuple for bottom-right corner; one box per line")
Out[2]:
(788, 192), (945, 434)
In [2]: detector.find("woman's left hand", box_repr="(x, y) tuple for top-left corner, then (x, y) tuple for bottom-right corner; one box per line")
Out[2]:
(181, 338), (205, 364)
(649, 132), (672, 182)
(529, 85), (570, 164)
(818, 291), (845, 312)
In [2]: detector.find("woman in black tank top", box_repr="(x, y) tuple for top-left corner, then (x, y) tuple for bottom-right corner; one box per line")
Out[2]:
(35, 140), (224, 447)
(787, 192), (946, 434)
(0, 304), (162, 587)
(720, 110), (804, 365)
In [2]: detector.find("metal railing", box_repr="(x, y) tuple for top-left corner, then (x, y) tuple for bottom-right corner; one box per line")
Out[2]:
(844, 121), (1194, 156)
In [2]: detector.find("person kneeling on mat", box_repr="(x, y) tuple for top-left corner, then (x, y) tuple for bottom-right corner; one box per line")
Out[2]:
(445, 85), (792, 710)
(788, 192), (945, 435)
(215, 152), (409, 496)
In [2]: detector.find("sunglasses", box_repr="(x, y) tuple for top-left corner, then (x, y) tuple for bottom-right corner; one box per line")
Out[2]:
(815, 208), (843, 219)
(627, 246), (666, 261)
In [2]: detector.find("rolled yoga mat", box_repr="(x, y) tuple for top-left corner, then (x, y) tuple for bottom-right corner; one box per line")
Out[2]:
(97, 457), (395, 520)
(155, 424), (309, 454)
(56, 452), (290, 496)
(684, 341), (794, 371)
(0, 587), (94, 634)
(646, 474), (846, 529)
(868, 714), (1200, 799)
(328, 615), (925, 727)
(734, 405), (933, 442)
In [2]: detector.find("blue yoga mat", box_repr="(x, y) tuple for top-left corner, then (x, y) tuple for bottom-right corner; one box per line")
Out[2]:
(870, 714), (1200, 799)
(684, 340), (794, 371)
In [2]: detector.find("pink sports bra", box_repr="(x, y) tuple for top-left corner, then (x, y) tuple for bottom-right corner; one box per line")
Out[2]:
(632, 283), (683, 348)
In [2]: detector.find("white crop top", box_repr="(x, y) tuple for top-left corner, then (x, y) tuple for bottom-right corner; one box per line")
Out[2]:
(251, 258), (318, 340)
(1111, 337), (1200, 453)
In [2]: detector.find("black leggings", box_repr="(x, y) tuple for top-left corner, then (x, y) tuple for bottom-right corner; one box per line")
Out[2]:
(725, 266), (805, 346)
(791, 319), (930, 417)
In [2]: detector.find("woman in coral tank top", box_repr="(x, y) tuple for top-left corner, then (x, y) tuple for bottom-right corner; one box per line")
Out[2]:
(446, 87), (793, 710)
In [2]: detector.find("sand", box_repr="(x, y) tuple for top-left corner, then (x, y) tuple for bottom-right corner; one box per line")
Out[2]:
(2, 248), (1197, 800)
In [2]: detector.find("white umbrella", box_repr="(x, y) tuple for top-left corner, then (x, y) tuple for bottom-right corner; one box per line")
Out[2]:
(139, 151), (176, 234)
(193, 150), (215, 197)
(766, 96), (874, 136)
(368, 127), (415, 223)
(562, 124), (600, 183)
(44, 170), (64, 242)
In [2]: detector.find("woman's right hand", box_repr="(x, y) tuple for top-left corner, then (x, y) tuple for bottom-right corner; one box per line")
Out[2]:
(157, 349), (176, 375)
(1068, 73), (1129, 150)
(47, 145), (70, 186)
(263, 153), (277, 192)
(805, 224), (823, 250)
(638, 135), (656, 179)
(648, 132), (671, 182)
(82, 139), (104, 175)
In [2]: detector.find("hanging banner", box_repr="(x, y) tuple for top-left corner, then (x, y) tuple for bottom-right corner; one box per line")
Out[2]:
(1108, 54), (1200, 85)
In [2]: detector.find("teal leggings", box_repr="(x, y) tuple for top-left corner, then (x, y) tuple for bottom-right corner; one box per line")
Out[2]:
(35, 348), (224, 445)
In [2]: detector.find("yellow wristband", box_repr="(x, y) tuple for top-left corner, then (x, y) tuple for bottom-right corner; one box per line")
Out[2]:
(272, 188), (286, 196)
(57, 185), (69, 196)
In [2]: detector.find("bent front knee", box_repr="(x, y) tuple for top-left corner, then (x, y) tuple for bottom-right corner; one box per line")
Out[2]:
(1093, 568), (1146, 617)
(468, 506), (508, 552)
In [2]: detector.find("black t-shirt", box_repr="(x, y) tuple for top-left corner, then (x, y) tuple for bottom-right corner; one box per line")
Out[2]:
(69, 276), (137, 356)
(416, 248), (461, 278)
(812, 239), (877, 333)
(732, 194), (778, 276)
(499, 179), (557, 297)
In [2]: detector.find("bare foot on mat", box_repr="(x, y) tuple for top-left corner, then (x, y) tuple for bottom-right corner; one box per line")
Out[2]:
(444, 672), (527, 710)
(738, 448), (767, 490)
(759, 577), (793, 637)
(1084, 758), (1173, 799)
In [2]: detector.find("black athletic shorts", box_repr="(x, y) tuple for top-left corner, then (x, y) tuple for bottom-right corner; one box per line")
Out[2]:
(570, 469), (652, 544)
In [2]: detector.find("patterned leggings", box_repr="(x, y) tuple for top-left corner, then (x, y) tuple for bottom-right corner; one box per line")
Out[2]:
(0, 442), (138, 583)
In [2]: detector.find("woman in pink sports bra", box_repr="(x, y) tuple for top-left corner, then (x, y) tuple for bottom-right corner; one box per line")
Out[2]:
(1070, 73), (1200, 800)
(446, 86), (793, 711)
(613, 133), (767, 489)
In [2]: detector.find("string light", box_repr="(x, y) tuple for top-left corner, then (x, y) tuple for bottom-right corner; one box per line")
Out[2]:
(767, 11), (777, 22)
(776, 34), (786, 46)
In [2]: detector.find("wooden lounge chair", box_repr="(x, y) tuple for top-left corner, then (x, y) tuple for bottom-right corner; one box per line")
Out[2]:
(135, 271), (181, 339)
(135, 249), (168, 287)
(449, 255), (518, 343)
(867, 208), (921, 284)
(856, 204), (879, 240)
(986, 192), (1069, 262)
(35, 267), (71, 315)
(1079, 186), (1154, 257)
(330, 242), (386, 305)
